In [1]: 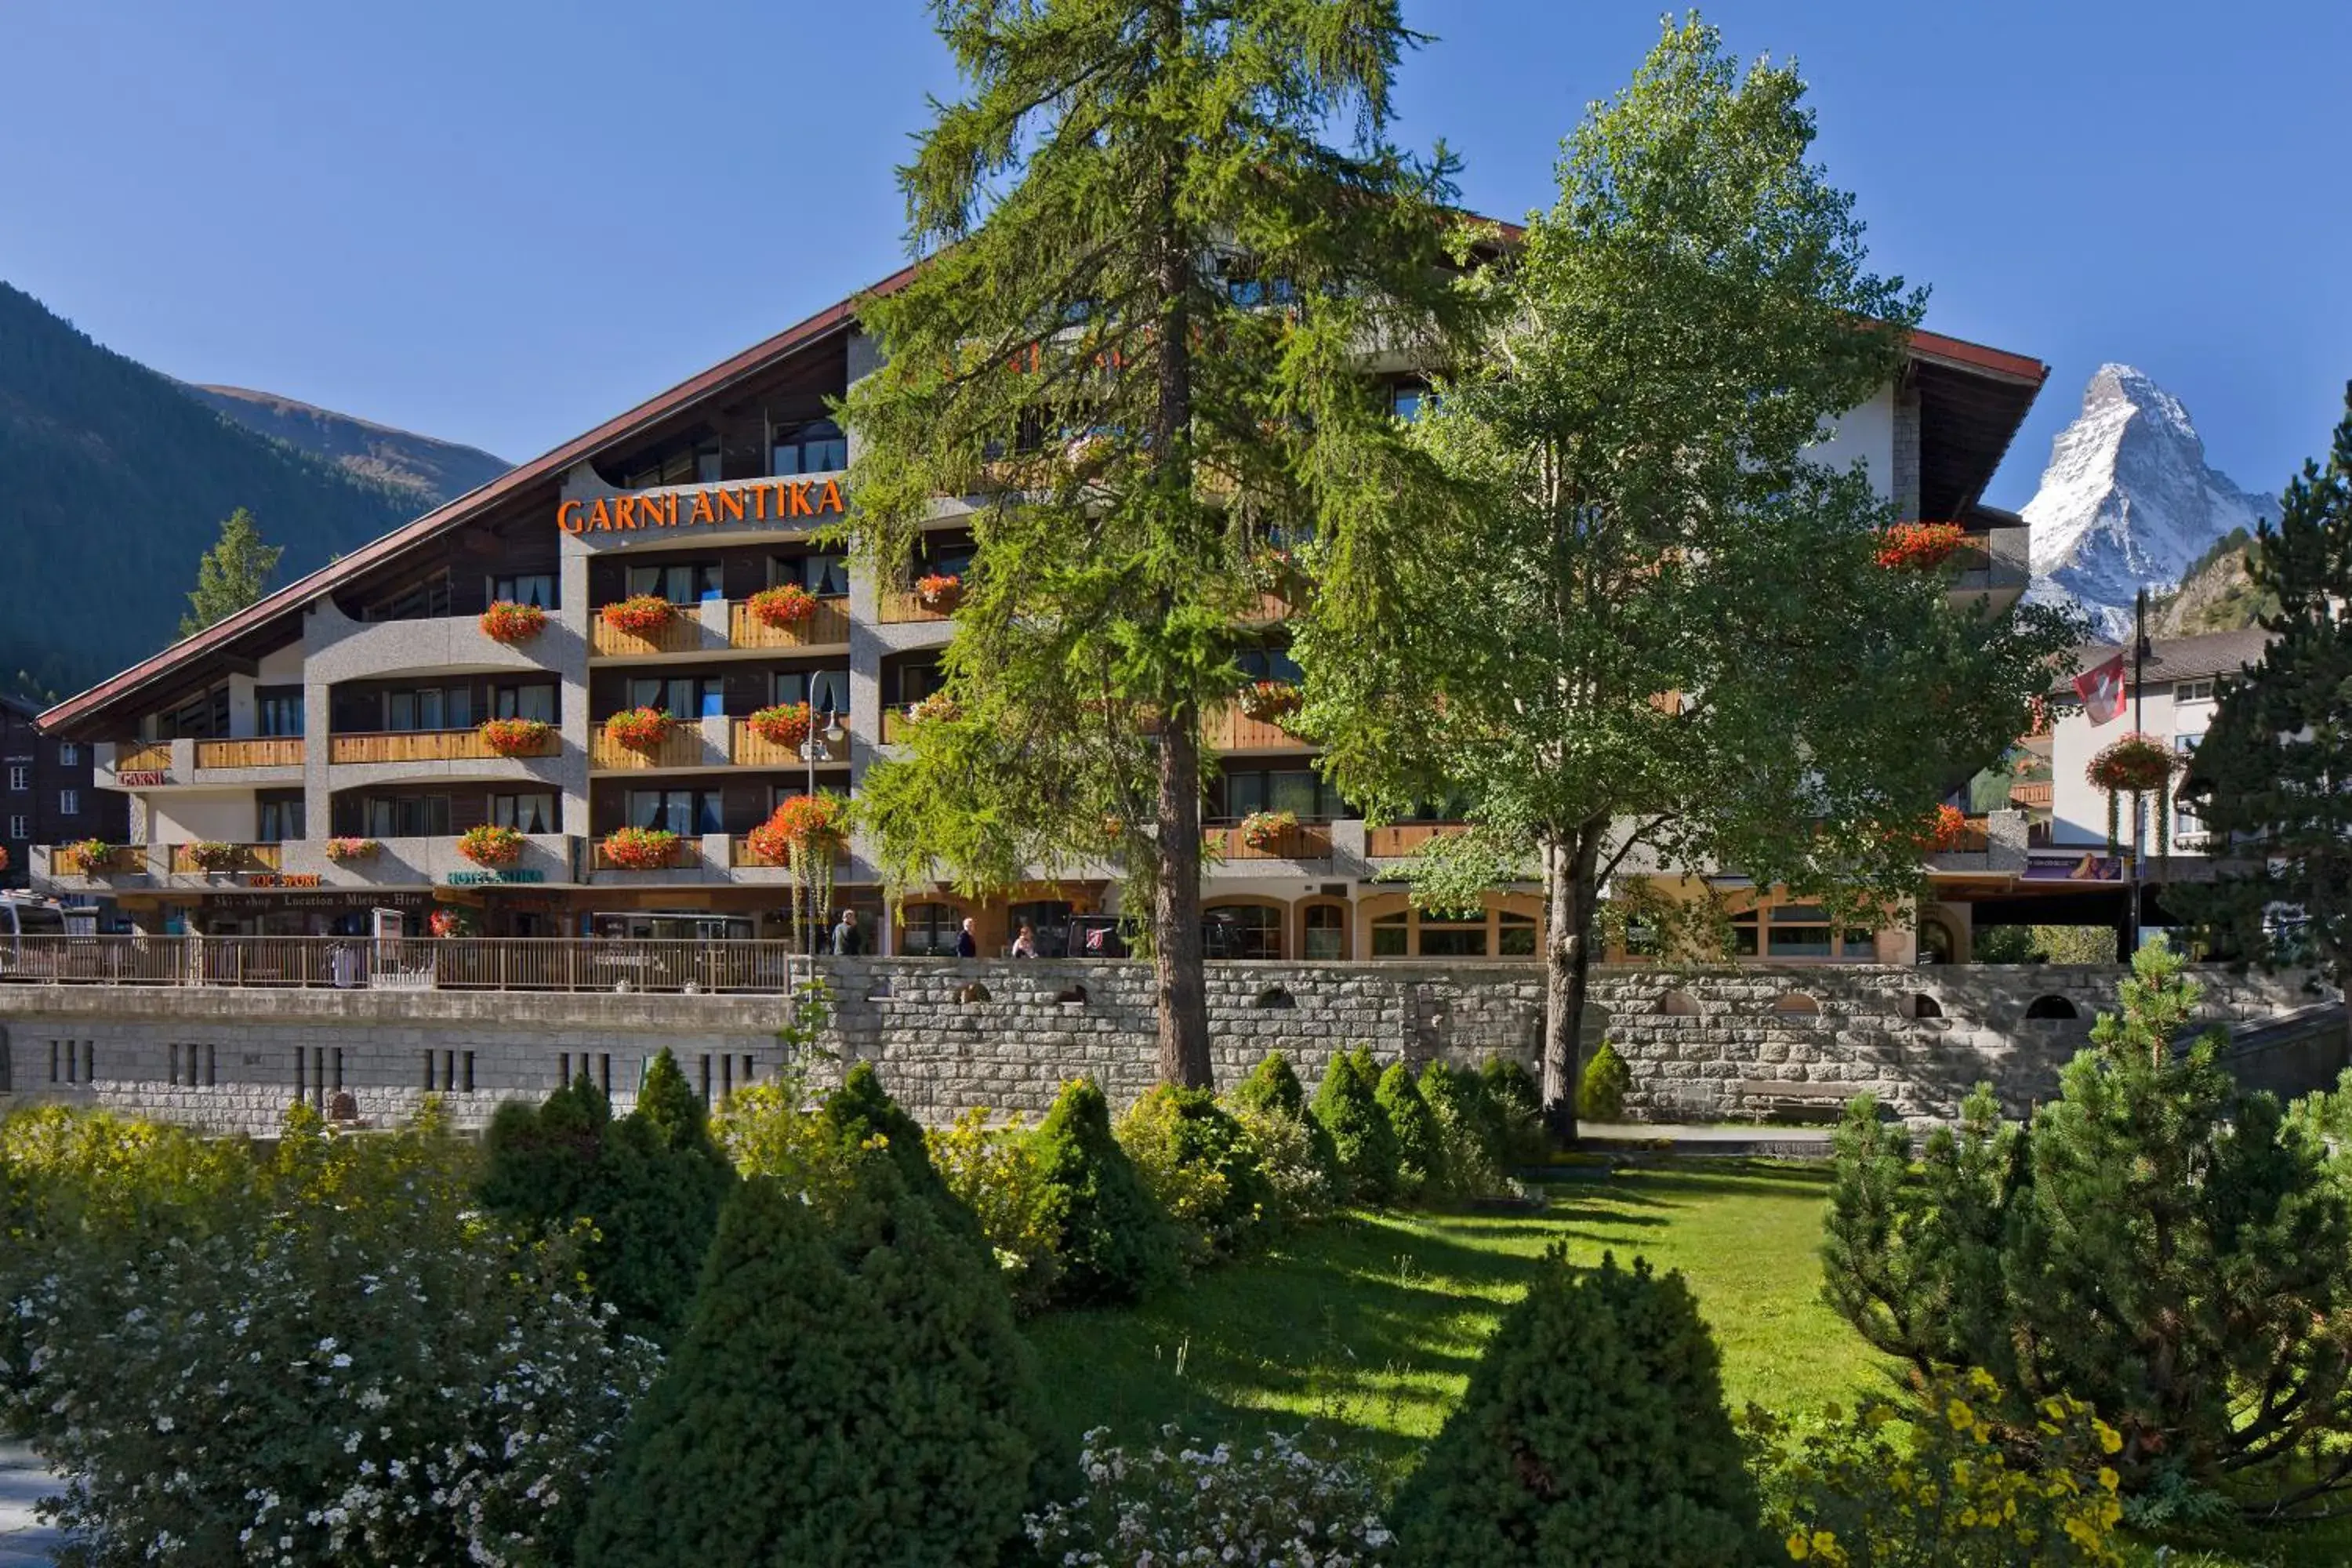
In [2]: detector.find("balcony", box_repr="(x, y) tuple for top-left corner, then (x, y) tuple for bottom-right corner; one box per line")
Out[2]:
(728, 837), (851, 875)
(1204, 703), (1312, 754)
(1928, 808), (2027, 876)
(2010, 779), (2053, 809)
(879, 586), (958, 624)
(593, 837), (706, 873)
(329, 728), (557, 764)
(114, 740), (175, 773)
(729, 717), (848, 770)
(1950, 528), (2029, 614)
(590, 597), (855, 660)
(167, 842), (285, 876)
(194, 738), (306, 770)
(100, 737), (306, 786)
(728, 597), (852, 651)
(591, 718), (717, 772)
(1206, 821), (1335, 862)
(1367, 822), (1468, 858)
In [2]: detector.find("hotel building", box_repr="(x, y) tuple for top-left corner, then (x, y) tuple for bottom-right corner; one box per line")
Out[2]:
(30, 270), (2043, 962)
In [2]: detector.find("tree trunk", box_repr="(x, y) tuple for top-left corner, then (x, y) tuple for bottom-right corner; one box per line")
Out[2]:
(1152, 708), (1212, 1086)
(1540, 826), (1603, 1143)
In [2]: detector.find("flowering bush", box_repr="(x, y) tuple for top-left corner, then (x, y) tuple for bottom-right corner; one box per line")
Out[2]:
(1024, 1425), (1393, 1567)
(477, 600), (548, 644)
(184, 840), (244, 871)
(744, 793), (848, 866)
(1238, 679), (1303, 721)
(478, 716), (555, 757)
(456, 823), (525, 866)
(1227, 1102), (1336, 1228)
(601, 826), (684, 871)
(746, 701), (811, 749)
(931, 1107), (1065, 1313)
(1744, 1369), (2128, 1566)
(0, 1102), (659, 1567)
(600, 593), (674, 637)
(1239, 809), (1298, 851)
(909, 690), (960, 724)
(1874, 521), (1967, 571)
(915, 571), (962, 610)
(322, 836), (379, 862)
(746, 583), (817, 628)
(63, 838), (122, 872)
(602, 706), (673, 751)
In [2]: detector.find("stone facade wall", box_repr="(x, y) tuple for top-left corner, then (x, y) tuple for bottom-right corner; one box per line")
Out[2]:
(0, 960), (2329, 1137)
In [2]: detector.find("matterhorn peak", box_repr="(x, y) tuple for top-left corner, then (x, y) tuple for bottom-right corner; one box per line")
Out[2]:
(2024, 364), (2275, 638)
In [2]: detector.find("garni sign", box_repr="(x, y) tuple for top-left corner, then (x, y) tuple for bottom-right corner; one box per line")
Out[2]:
(118, 771), (171, 787)
(558, 480), (845, 536)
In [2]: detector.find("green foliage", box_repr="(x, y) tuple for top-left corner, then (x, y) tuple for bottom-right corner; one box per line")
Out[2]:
(1745, 1368), (2129, 1566)
(3, 1103), (654, 1566)
(1116, 1084), (1274, 1259)
(1481, 1057), (1550, 1166)
(179, 505), (285, 636)
(839, 0), (1475, 1083)
(1419, 1060), (1508, 1198)
(1821, 940), (2352, 1516)
(1393, 1249), (1767, 1566)
(2178, 383), (2352, 987)
(1294, 15), (2079, 1131)
(1224, 1102), (1338, 1228)
(1375, 1061), (1445, 1196)
(1232, 1050), (1310, 1121)
(1312, 1047), (1401, 1204)
(931, 1106), (1065, 1313)
(1033, 1078), (1180, 1305)
(1970, 924), (2037, 964)
(575, 1156), (1051, 1568)
(1973, 924), (2119, 964)
(1578, 1040), (1634, 1123)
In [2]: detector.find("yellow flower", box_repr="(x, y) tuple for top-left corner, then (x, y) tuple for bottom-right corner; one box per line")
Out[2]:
(2097, 1466), (2119, 1493)
(1947, 1398), (1974, 1430)
(1810, 1531), (1839, 1563)
(2092, 1418), (2122, 1454)
(1787, 1532), (1810, 1561)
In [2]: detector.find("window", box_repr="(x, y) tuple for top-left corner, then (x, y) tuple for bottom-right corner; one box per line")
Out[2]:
(622, 789), (721, 836)
(773, 668), (852, 717)
(387, 686), (474, 731)
(1767, 904), (1833, 958)
(625, 561), (723, 604)
(257, 794), (306, 843)
(56, 742), (78, 767)
(901, 902), (963, 957)
(1391, 383), (1430, 422)
(1731, 909), (1760, 956)
(771, 419), (848, 477)
(2176, 733), (2202, 757)
(6, 815), (25, 841)
(491, 573), (556, 608)
(5, 765), (25, 792)
(1220, 768), (1344, 822)
(1417, 917), (1488, 958)
(892, 659), (944, 707)
(2174, 679), (2216, 703)
(622, 436), (720, 490)
(491, 793), (559, 834)
(779, 552), (850, 597)
(256, 686), (304, 738)
(1302, 903), (1346, 960)
(1236, 644), (1303, 684)
(56, 789), (78, 818)
(361, 572), (453, 622)
(492, 683), (557, 723)
(1009, 900), (1074, 957)
(1498, 910), (1538, 956)
(919, 541), (977, 581)
(1371, 911), (1409, 957)
(361, 794), (451, 838)
(626, 675), (724, 720)
(1203, 905), (1282, 960)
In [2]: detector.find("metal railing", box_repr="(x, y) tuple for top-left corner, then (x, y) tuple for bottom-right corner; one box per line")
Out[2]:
(0, 935), (809, 993)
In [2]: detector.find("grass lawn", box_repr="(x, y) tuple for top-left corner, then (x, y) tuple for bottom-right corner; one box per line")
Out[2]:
(1024, 1159), (1886, 1469)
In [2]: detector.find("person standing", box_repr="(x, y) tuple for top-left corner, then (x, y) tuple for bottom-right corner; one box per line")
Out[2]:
(830, 908), (865, 956)
(1010, 921), (1038, 959)
(954, 916), (978, 959)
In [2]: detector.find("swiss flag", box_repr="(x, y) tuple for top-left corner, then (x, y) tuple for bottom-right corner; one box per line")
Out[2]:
(2073, 651), (2128, 727)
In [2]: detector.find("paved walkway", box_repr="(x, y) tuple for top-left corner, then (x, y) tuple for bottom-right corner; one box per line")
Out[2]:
(1577, 1121), (1838, 1157)
(0, 1442), (64, 1566)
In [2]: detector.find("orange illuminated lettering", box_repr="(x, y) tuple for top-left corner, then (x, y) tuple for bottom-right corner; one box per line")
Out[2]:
(617, 496), (641, 528)
(717, 489), (745, 522)
(588, 498), (612, 531)
(557, 499), (586, 534)
(786, 481), (812, 517)
(659, 495), (679, 526)
(753, 485), (768, 520)
(818, 478), (844, 514)
(690, 492), (714, 524)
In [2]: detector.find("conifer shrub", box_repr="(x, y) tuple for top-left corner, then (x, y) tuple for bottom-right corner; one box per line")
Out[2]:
(1419, 1061), (1507, 1199)
(1392, 1249), (1766, 1566)
(1481, 1055), (1550, 1164)
(1116, 1084), (1274, 1258)
(575, 1156), (1052, 1567)
(931, 1107), (1065, 1314)
(1232, 1048), (1342, 1185)
(1578, 1040), (1634, 1123)
(1375, 1061), (1446, 1198)
(1033, 1077), (1179, 1305)
(1312, 1045), (1401, 1204)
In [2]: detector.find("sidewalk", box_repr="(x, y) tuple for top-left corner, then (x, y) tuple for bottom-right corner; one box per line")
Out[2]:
(0, 1442), (64, 1567)
(1575, 1121), (1838, 1159)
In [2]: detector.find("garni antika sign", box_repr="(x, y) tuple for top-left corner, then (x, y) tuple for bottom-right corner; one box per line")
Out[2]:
(558, 480), (845, 535)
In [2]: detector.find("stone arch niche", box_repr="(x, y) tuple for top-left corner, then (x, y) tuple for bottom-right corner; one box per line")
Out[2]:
(1657, 989), (1702, 1018)
(2024, 993), (2081, 1021)
(1910, 993), (1944, 1019)
(1767, 992), (1820, 1016)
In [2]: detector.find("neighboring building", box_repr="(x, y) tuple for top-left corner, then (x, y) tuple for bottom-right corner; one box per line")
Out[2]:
(2, 689), (125, 892)
(29, 269), (2043, 961)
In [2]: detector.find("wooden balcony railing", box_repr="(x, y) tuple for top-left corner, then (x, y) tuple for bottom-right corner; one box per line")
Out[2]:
(52, 845), (143, 876)
(1204, 704), (1311, 753)
(728, 597), (852, 649)
(2009, 780), (2053, 808)
(114, 740), (175, 773)
(879, 588), (957, 624)
(728, 837), (849, 873)
(1206, 822), (1335, 861)
(195, 737), (306, 770)
(591, 722), (709, 771)
(593, 840), (703, 872)
(590, 604), (710, 657)
(1367, 822), (1468, 858)
(729, 718), (848, 769)
(330, 728), (553, 764)
(168, 842), (284, 874)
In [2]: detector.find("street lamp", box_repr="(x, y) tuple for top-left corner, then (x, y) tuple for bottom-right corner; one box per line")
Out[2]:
(795, 703), (848, 957)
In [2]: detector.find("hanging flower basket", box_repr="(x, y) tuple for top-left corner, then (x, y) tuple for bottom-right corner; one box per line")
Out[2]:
(1237, 681), (1302, 722)
(604, 707), (674, 751)
(746, 793), (847, 866)
(456, 824), (526, 866)
(601, 594), (674, 637)
(1874, 521), (1968, 572)
(478, 601), (549, 644)
(323, 837), (379, 862)
(602, 826), (684, 871)
(1240, 809), (1298, 851)
(186, 840), (245, 872)
(916, 572), (963, 612)
(2087, 734), (2179, 794)
(480, 717), (556, 757)
(747, 702), (811, 749)
(747, 583), (818, 628)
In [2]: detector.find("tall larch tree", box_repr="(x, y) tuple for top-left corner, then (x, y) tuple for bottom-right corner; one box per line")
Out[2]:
(840, 0), (1475, 1087)
(1292, 17), (2078, 1134)
(179, 506), (282, 637)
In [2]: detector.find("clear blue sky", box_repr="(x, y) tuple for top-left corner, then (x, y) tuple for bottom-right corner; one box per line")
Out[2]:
(5, 1), (2347, 511)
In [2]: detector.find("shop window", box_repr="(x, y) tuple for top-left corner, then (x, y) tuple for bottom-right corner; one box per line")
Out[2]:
(625, 561), (723, 604)
(1731, 909), (1759, 957)
(491, 793), (559, 834)
(771, 419), (848, 477)
(622, 789), (720, 837)
(1417, 919), (1488, 958)
(1302, 902), (1346, 960)
(1203, 904), (1281, 960)
(256, 686), (305, 738)
(490, 573), (556, 608)
(1768, 905), (1833, 958)
(901, 902), (962, 957)
(493, 683), (557, 724)
(1497, 910), (1538, 956)
(1010, 900), (1075, 958)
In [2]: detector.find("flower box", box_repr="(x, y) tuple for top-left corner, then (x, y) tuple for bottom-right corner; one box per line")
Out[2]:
(480, 717), (557, 757)
(746, 793), (847, 866)
(604, 707), (674, 751)
(456, 825), (526, 867)
(323, 837), (380, 862)
(915, 572), (962, 612)
(601, 826), (686, 871)
(1239, 810), (1298, 852)
(907, 691), (960, 725)
(747, 702), (811, 749)
(64, 840), (128, 874)
(185, 840), (246, 872)
(1874, 521), (1967, 572)
(600, 594), (675, 637)
(746, 583), (817, 628)
(478, 601), (549, 644)
(1237, 681), (1302, 722)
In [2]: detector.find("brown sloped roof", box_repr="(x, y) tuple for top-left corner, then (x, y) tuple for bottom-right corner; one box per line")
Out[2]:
(2056, 627), (2274, 692)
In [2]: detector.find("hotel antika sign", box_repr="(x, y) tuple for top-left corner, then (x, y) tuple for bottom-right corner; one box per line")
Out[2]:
(557, 479), (845, 536)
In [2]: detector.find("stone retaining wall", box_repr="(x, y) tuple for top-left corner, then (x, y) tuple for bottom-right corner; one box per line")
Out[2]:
(0, 960), (2328, 1136)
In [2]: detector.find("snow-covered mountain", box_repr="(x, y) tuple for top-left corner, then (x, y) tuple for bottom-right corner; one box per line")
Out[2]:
(2023, 365), (2277, 638)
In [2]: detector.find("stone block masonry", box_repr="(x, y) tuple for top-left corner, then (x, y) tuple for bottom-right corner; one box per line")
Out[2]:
(0, 960), (2329, 1138)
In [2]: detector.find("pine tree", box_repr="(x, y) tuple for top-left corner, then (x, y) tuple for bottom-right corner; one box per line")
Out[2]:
(842, 0), (1476, 1087)
(178, 506), (283, 637)
(1392, 1250), (1766, 1566)
(1374, 1061), (1444, 1196)
(1033, 1077), (1178, 1305)
(2178, 383), (2352, 994)
(1311, 1046), (1399, 1204)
